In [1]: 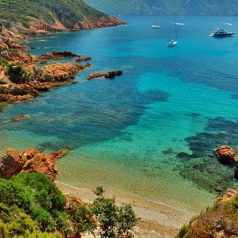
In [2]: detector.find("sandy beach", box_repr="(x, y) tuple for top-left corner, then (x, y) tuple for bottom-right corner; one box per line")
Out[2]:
(56, 181), (196, 238)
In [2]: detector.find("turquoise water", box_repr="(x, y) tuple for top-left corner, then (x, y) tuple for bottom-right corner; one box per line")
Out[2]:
(1, 16), (238, 210)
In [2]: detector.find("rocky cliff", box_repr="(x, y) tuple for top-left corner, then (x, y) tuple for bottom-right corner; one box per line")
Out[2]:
(0, 0), (124, 35)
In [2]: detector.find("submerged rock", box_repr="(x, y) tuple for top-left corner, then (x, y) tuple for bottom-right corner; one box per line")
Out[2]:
(215, 145), (237, 165)
(0, 148), (69, 180)
(10, 114), (31, 122)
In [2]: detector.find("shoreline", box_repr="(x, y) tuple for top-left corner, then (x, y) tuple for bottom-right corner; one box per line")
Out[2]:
(56, 180), (196, 237)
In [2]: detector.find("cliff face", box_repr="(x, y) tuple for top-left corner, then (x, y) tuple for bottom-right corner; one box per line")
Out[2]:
(0, 0), (124, 35)
(85, 0), (238, 16)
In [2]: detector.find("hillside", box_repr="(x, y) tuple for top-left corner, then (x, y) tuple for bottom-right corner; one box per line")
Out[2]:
(85, 0), (238, 16)
(177, 190), (238, 238)
(0, 0), (123, 34)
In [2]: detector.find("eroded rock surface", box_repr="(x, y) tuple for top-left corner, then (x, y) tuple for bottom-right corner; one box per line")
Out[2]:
(0, 148), (68, 180)
(215, 145), (237, 164)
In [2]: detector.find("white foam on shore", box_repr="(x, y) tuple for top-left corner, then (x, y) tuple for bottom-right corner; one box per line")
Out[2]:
(55, 180), (190, 214)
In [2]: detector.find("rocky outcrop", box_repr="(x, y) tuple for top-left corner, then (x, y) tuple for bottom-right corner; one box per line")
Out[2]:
(215, 189), (238, 203)
(0, 48), (37, 64)
(76, 56), (92, 62)
(39, 51), (80, 61)
(73, 16), (125, 30)
(0, 84), (39, 103)
(40, 62), (88, 82)
(215, 145), (237, 164)
(87, 70), (123, 80)
(0, 148), (69, 180)
(0, 56), (90, 103)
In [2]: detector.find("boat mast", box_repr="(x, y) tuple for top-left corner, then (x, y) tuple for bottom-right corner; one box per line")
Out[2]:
(174, 17), (177, 41)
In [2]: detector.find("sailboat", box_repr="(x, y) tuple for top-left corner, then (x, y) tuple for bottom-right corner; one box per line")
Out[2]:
(151, 16), (160, 29)
(168, 19), (178, 47)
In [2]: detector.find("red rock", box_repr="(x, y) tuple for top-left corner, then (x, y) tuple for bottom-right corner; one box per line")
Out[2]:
(0, 148), (69, 180)
(215, 189), (238, 203)
(40, 62), (85, 82)
(215, 145), (237, 164)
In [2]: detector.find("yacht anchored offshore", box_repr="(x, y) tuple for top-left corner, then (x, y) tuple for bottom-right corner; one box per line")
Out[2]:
(209, 28), (234, 37)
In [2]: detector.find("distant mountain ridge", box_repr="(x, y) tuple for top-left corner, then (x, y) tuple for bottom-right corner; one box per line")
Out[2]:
(0, 0), (123, 34)
(85, 0), (238, 16)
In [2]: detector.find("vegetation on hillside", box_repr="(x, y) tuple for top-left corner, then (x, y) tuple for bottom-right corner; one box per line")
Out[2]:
(177, 193), (238, 238)
(0, 173), (138, 237)
(86, 0), (238, 16)
(0, 0), (106, 29)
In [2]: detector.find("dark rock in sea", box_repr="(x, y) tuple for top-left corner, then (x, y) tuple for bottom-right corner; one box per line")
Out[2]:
(187, 112), (201, 118)
(178, 156), (238, 195)
(76, 56), (92, 62)
(105, 70), (123, 79)
(87, 70), (123, 80)
(177, 116), (238, 195)
(39, 50), (80, 61)
(176, 152), (202, 159)
(206, 117), (238, 135)
(215, 145), (237, 165)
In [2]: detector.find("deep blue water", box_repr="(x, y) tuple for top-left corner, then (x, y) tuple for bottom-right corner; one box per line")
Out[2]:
(1, 16), (238, 210)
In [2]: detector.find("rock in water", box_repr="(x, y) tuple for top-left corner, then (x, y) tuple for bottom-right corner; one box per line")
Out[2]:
(10, 114), (30, 122)
(215, 145), (237, 164)
(87, 70), (123, 80)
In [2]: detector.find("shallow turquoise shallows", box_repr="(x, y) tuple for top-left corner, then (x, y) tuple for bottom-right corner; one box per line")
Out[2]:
(1, 16), (238, 211)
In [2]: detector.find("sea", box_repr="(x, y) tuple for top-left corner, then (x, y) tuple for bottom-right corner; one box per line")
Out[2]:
(1, 16), (238, 211)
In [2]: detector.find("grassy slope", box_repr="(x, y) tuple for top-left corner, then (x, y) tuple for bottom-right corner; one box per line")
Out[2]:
(0, 0), (106, 28)
(85, 0), (238, 16)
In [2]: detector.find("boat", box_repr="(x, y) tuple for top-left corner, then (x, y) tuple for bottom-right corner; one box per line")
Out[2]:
(209, 28), (234, 38)
(168, 19), (178, 47)
(151, 16), (160, 29)
(151, 24), (160, 29)
(175, 22), (186, 26)
(168, 39), (177, 47)
(224, 22), (232, 26)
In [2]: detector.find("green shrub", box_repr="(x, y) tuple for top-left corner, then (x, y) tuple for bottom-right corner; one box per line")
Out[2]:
(70, 205), (95, 236)
(0, 179), (32, 211)
(12, 173), (66, 211)
(0, 174), (67, 233)
(7, 65), (28, 84)
(0, 174), (138, 237)
(92, 187), (139, 238)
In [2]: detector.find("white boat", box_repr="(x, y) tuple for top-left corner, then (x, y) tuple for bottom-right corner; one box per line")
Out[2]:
(175, 22), (186, 26)
(168, 39), (177, 47)
(168, 19), (178, 47)
(151, 24), (160, 29)
(151, 16), (160, 29)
